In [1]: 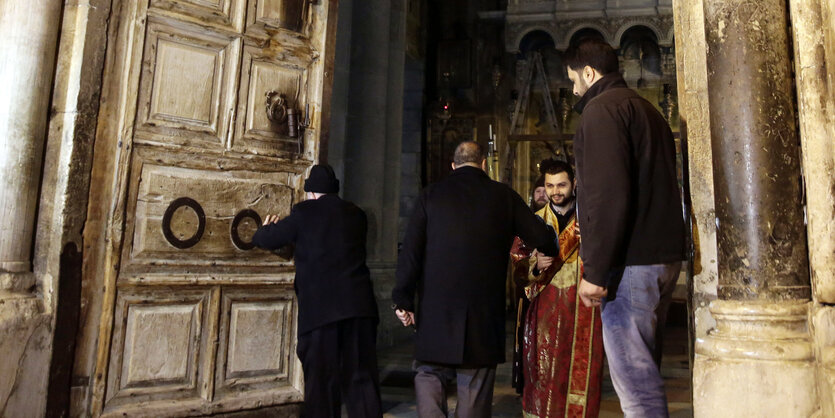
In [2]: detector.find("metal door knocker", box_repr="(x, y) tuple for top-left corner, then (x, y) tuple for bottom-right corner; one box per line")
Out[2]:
(265, 90), (310, 139)
(265, 90), (288, 124)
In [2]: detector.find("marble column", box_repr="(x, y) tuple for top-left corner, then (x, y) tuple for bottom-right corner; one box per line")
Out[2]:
(694, 0), (816, 416)
(705, 0), (809, 301)
(0, 0), (63, 292)
(0, 0), (65, 415)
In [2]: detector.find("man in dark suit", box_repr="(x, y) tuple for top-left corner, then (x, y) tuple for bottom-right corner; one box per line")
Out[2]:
(252, 164), (381, 418)
(392, 141), (558, 417)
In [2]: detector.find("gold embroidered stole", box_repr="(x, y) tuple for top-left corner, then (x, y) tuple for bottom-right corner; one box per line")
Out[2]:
(526, 204), (581, 298)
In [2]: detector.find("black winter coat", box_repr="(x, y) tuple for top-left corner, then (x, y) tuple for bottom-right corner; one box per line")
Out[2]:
(392, 166), (557, 366)
(572, 73), (686, 288)
(252, 194), (378, 336)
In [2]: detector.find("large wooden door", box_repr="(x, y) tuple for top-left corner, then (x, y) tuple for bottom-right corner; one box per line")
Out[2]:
(76, 1), (337, 416)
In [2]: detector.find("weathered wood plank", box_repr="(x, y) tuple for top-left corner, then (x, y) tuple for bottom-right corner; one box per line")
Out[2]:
(149, 0), (246, 33)
(213, 287), (298, 400)
(104, 288), (212, 408)
(124, 160), (296, 268)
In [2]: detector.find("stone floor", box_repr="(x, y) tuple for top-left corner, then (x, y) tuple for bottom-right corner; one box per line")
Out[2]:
(376, 317), (692, 417)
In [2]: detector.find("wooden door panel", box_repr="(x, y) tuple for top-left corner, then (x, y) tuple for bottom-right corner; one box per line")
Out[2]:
(248, 0), (307, 33)
(150, 0), (246, 33)
(104, 288), (215, 408)
(122, 152), (297, 272)
(233, 45), (310, 155)
(135, 19), (241, 147)
(214, 287), (300, 401)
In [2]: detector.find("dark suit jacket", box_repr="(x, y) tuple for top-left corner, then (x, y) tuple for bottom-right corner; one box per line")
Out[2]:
(392, 166), (557, 366)
(252, 194), (378, 335)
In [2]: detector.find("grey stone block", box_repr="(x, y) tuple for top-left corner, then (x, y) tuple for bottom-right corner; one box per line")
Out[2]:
(403, 91), (423, 111)
(400, 153), (419, 174)
(402, 116), (423, 134)
(404, 68), (425, 89)
(402, 131), (422, 153)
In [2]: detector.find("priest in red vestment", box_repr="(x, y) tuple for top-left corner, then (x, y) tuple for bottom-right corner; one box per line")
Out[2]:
(522, 159), (604, 418)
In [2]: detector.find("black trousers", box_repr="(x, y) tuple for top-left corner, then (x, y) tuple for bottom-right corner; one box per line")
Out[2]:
(296, 317), (382, 418)
(413, 361), (497, 418)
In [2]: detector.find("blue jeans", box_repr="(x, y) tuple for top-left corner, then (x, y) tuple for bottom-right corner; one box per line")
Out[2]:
(601, 262), (681, 418)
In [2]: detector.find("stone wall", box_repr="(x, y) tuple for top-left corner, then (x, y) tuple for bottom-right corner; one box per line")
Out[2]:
(400, 56), (425, 246)
(506, 0), (675, 52)
(0, 0), (111, 415)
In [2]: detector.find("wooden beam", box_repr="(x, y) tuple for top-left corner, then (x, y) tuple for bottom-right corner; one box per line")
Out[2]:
(508, 134), (573, 142)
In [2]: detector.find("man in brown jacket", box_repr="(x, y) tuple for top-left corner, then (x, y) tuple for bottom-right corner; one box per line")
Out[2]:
(565, 39), (686, 418)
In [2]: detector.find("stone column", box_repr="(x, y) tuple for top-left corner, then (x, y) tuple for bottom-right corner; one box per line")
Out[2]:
(0, 1), (65, 415)
(694, 0), (816, 416)
(343, 0), (401, 264)
(790, 0), (835, 303)
(0, 0), (63, 292)
(341, 0), (405, 345)
(705, 0), (809, 301)
(789, 0), (835, 415)
(672, 0), (718, 342)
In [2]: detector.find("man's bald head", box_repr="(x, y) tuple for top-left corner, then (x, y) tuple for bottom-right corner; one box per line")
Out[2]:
(453, 141), (485, 168)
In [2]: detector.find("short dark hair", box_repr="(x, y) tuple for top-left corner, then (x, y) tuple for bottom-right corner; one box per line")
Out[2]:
(453, 141), (485, 166)
(563, 39), (619, 75)
(540, 158), (575, 183)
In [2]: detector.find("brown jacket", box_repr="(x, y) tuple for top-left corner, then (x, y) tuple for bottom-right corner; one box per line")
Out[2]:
(572, 73), (686, 288)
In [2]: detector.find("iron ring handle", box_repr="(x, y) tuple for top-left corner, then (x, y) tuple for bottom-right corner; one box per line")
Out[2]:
(265, 90), (288, 123)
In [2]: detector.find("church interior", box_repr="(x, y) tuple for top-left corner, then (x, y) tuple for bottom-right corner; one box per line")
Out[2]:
(0, 0), (833, 416)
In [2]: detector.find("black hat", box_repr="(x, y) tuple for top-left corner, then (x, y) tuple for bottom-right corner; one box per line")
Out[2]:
(534, 174), (545, 189)
(304, 164), (340, 193)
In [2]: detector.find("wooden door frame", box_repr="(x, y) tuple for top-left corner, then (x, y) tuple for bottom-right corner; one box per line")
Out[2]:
(80, 1), (149, 414)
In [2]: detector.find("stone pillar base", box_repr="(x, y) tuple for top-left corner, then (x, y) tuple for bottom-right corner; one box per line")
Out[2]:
(0, 272), (36, 295)
(0, 296), (50, 416)
(812, 305), (835, 417)
(694, 300), (817, 417)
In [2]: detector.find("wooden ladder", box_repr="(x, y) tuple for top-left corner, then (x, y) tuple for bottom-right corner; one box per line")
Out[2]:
(503, 52), (565, 185)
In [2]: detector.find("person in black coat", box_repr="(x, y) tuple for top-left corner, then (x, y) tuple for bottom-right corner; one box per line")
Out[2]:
(252, 164), (381, 418)
(391, 141), (558, 417)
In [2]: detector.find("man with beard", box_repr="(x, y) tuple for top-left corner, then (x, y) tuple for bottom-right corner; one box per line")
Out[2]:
(566, 38), (686, 417)
(521, 159), (604, 417)
(530, 174), (548, 212)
